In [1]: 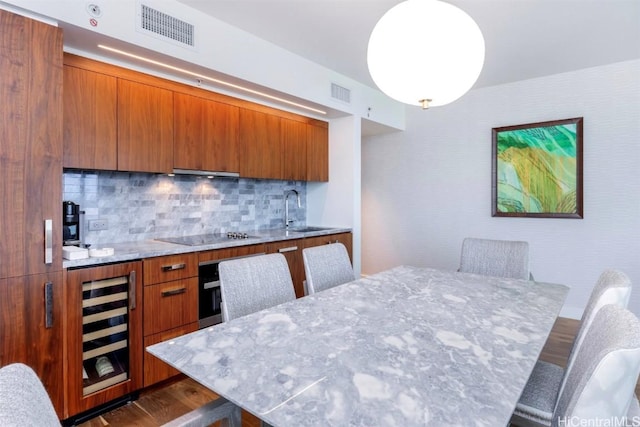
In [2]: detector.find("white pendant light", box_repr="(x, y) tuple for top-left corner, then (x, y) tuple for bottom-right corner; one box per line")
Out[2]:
(367, 0), (485, 109)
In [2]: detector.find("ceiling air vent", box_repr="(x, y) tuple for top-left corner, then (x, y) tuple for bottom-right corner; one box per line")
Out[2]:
(331, 83), (351, 104)
(139, 4), (195, 47)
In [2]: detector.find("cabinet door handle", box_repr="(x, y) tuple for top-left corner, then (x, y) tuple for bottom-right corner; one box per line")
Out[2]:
(44, 219), (53, 264)
(278, 246), (298, 253)
(162, 263), (186, 272)
(129, 270), (137, 310)
(44, 281), (53, 328)
(161, 287), (187, 297)
(326, 240), (339, 245)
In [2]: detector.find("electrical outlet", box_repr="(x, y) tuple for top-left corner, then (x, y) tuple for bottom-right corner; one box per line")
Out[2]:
(88, 219), (108, 231)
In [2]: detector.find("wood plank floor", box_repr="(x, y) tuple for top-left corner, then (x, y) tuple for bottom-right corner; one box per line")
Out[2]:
(77, 317), (636, 426)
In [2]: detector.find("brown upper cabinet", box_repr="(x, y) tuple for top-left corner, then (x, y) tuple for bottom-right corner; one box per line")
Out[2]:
(239, 108), (283, 179)
(118, 79), (174, 174)
(307, 122), (329, 182)
(61, 54), (328, 180)
(174, 92), (240, 173)
(63, 65), (117, 170)
(281, 118), (308, 181)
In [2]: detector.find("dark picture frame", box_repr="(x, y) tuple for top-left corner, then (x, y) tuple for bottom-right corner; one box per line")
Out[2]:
(492, 117), (583, 218)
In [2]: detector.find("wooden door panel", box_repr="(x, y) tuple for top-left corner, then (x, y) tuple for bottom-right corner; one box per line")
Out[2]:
(24, 16), (63, 275)
(281, 118), (307, 181)
(63, 65), (117, 170)
(174, 93), (240, 173)
(143, 252), (198, 286)
(0, 17), (26, 278)
(205, 101), (239, 173)
(265, 239), (304, 298)
(143, 278), (198, 336)
(118, 79), (173, 173)
(0, 10), (62, 277)
(143, 322), (198, 387)
(174, 92), (205, 170)
(307, 123), (329, 182)
(0, 273), (64, 417)
(239, 108), (282, 179)
(304, 232), (353, 263)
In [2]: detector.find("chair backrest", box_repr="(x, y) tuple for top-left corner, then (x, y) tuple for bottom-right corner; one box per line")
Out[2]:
(558, 269), (632, 398)
(458, 237), (530, 280)
(551, 304), (640, 426)
(218, 253), (296, 321)
(0, 363), (60, 426)
(302, 243), (355, 295)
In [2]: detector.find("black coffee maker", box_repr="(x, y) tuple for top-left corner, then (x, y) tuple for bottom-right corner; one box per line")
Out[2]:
(63, 201), (81, 246)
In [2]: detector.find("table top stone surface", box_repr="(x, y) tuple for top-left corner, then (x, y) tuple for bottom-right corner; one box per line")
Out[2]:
(148, 266), (569, 427)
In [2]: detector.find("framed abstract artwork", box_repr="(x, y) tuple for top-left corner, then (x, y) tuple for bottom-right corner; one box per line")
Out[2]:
(492, 117), (583, 218)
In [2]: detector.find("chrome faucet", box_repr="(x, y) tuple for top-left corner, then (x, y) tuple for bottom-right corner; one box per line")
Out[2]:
(284, 189), (301, 228)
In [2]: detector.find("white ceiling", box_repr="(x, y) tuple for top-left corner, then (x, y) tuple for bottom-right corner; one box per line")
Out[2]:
(176, 0), (640, 90)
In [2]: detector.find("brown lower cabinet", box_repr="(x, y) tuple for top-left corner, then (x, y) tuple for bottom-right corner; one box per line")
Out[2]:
(143, 322), (198, 386)
(265, 239), (305, 298)
(304, 232), (353, 263)
(142, 252), (199, 387)
(64, 261), (143, 418)
(266, 232), (353, 298)
(0, 273), (64, 417)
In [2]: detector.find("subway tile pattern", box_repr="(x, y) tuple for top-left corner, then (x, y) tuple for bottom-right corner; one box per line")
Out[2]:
(63, 171), (306, 246)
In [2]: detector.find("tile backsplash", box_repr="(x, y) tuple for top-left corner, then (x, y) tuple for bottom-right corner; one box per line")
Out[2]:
(63, 171), (306, 246)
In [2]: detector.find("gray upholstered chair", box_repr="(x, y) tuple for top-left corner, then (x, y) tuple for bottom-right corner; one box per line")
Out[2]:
(511, 304), (640, 427)
(218, 253), (296, 427)
(513, 269), (632, 426)
(458, 237), (531, 280)
(166, 254), (294, 427)
(219, 253), (296, 321)
(0, 363), (60, 427)
(302, 243), (355, 295)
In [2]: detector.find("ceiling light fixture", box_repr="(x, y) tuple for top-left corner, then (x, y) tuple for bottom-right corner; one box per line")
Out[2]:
(97, 44), (327, 115)
(367, 0), (485, 109)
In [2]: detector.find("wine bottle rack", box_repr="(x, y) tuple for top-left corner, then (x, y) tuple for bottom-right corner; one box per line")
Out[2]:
(81, 275), (131, 396)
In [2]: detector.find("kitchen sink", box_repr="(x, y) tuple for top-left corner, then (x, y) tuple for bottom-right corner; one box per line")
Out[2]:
(289, 226), (335, 233)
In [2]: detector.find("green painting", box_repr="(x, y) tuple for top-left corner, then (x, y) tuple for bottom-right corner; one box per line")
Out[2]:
(492, 118), (583, 218)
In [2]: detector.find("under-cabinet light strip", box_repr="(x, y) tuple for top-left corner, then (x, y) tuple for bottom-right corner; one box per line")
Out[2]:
(98, 44), (327, 115)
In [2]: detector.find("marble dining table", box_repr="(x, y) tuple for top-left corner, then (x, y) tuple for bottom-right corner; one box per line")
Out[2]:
(147, 266), (569, 427)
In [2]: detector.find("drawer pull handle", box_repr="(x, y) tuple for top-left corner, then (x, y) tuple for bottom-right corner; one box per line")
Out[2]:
(162, 287), (187, 297)
(44, 219), (53, 264)
(162, 263), (186, 272)
(44, 281), (53, 328)
(278, 246), (298, 253)
(129, 270), (137, 310)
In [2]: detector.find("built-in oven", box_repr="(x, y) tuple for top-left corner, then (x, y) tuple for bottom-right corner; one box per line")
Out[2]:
(198, 253), (265, 328)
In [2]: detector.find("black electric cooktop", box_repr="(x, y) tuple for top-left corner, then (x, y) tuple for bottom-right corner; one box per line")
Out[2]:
(156, 232), (256, 246)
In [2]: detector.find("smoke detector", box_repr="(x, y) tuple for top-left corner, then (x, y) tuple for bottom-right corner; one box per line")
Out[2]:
(86, 3), (102, 18)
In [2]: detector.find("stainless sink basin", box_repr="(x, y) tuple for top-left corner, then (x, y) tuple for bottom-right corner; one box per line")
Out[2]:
(289, 226), (334, 233)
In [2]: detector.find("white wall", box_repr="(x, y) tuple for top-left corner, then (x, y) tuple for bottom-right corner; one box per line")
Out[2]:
(362, 59), (640, 319)
(308, 116), (362, 275)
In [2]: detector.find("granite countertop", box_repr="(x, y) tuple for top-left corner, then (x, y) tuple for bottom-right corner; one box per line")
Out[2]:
(148, 266), (569, 426)
(62, 227), (351, 269)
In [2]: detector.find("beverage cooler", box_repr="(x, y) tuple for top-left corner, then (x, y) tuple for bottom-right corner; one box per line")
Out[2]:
(65, 261), (143, 420)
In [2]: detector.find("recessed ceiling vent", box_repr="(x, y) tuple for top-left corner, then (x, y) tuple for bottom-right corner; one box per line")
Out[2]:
(331, 83), (351, 104)
(139, 4), (194, 48)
